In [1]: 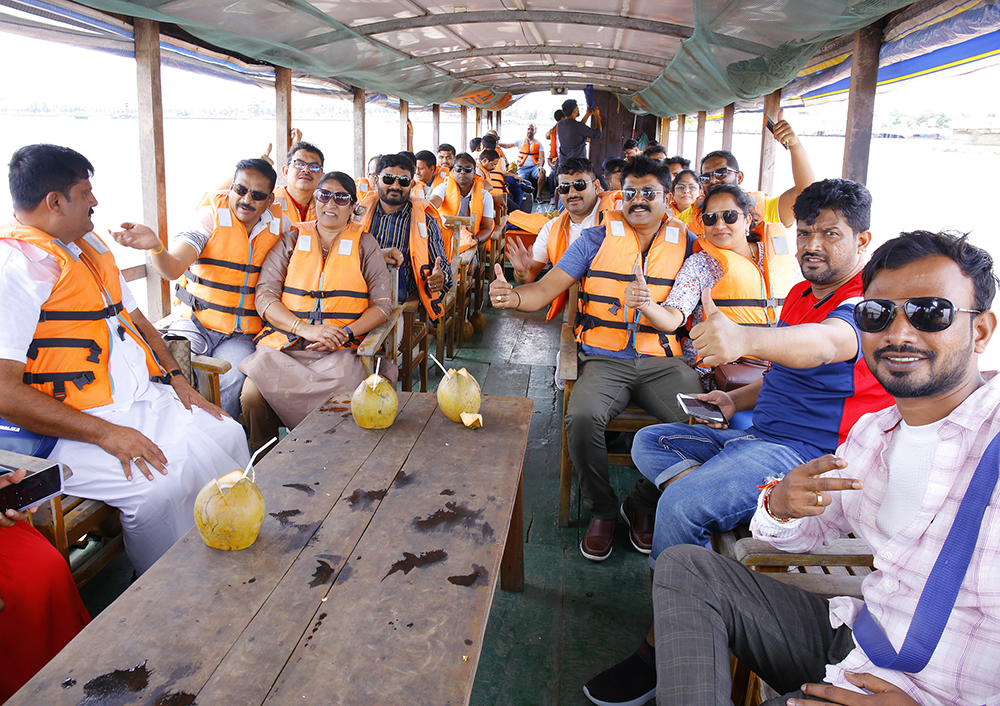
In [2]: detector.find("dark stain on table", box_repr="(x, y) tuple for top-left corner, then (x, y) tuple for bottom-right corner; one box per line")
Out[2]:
(392, 470), (412, 487)
(282, 483), (316, 496)
(78, 660), (150, 705)
(382, 549), (448, 581)
(480, 522), (495, 542)
(346, 487), (387, 508)
(448, 564), (489, 588)
(62, 678), (76, 689)
(440, 488), (455, 496)
(309, 555), (342, 588)
(324, 426), (338, 434)
(414, 502), (483, 531)
(152, 692), (196, 706)
(269, 509), (311, 532)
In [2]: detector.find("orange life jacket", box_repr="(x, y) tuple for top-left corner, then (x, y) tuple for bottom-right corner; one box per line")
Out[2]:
(440, 174), (486, 253)
(272, 185), (315, 225)
(549, 124), (559, 163)
(694, 224), (800, 326)
(255, 222), (369, 350)
(354, 192), (448, 321)
(2, 222), (163, 410)
(543, 194), (618, 322)
(176, 192), (282, 335)
(517, 139), (541, 167)
(356, 178), (372, 197)
(687, 191), (768, 238)
(487, 167), (506, 198)
(576, 212), (687, 357)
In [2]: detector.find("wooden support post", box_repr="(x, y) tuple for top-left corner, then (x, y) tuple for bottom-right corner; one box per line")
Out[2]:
(695, 110), (707, 166)
(353, 86), (365, 179)
(432, 104), (441, 150)
(660, 116), (671, 152)
(496, 110), (502, 133)
(475, 108), (483, 139)
(676, 114), (686, 157)
(460, 106), (468, 152)
(275, 66), (292, 175)
(843, 20), (884, 184)
(722, 103), (735, 152)
(399, 99), (409, 151)
(134, 17), (170, 320)
(758, 89), (781, 194)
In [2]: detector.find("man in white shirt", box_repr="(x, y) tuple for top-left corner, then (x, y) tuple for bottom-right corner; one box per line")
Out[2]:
(0, 144), (250, 575)
(584, 230), (1000, 706)
(506, 157), (606, 288)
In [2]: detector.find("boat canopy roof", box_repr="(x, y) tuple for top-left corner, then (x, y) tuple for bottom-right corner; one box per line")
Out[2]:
(3, 0), (999, 115)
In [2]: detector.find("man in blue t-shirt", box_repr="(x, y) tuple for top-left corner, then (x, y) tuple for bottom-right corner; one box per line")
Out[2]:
(489, 156), (703, 563)
(631, 178), (894, 563)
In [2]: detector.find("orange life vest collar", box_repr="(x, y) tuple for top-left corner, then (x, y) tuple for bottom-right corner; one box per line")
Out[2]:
(517, 138), (541, 166)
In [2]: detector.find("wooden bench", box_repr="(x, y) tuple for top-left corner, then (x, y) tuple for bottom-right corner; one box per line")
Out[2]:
(9, 392), (533, 705)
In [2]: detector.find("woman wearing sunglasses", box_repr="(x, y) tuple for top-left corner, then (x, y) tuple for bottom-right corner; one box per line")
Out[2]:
(668, 168), (702, 222)
(636, 183), (799, 383)
(238, 172), (395, 450)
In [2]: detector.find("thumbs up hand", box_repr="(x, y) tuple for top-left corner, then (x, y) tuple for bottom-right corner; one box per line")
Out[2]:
(772, 109), (796, 150)
(624, 268), (651, 312)
(427, 256), (445, 292)
(689, 287), (747, 367)
(261, 142), (274, 165)
(490, 263), (518, 310)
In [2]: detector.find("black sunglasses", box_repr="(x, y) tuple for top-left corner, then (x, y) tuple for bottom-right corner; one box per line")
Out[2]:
(231, 183), (270, 202)
(452, 165), (475, 174)
(701, 210), (742, 227)
(853, 297), (981, 333)
(621, 186), (664, 202)
(380, 174), (412, 187)
(556, 179), (593, 194)
(698, 167), (737, 184)
(314, 188), (353, 205)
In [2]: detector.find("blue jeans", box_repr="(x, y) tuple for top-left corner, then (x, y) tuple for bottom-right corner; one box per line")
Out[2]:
(631, 424), (808, 565)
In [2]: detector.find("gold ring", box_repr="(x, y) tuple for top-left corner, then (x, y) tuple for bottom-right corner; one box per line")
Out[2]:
(131, 456), (141, 463)
(815, 491), (823, 506)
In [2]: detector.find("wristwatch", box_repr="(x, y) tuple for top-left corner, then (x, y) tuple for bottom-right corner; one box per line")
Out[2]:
(343, 326), (355, 340)
(163, 368), (184, 383)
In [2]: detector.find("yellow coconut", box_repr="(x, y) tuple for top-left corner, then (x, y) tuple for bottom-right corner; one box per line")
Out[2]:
(469, 311), (487, 332)
(460, 412), (483, 429)
(351, 373), (398, 429)
(437, 367), (482, 423)
(194, 470), (265, 550)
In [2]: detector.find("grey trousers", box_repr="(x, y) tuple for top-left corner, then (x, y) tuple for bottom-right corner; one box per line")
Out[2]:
(652, 545), (855, 705)
(565, 354), (702, 518)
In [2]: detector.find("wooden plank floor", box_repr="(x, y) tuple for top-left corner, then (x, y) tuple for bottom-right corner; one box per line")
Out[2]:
(78, 305), (655, 706)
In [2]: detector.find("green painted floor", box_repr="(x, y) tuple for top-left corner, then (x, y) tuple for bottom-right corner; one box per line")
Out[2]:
(79, 304), (655, 706)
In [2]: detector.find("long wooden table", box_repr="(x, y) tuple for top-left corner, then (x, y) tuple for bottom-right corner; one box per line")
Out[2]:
(11, 392), (532, 706)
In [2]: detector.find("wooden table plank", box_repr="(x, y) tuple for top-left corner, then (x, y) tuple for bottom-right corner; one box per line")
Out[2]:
(264, 396), (532, 706)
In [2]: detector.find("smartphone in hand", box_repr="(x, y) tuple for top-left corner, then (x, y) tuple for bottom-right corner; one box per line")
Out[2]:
(0, 463), (65, 513)
(676, 394), (727, 425)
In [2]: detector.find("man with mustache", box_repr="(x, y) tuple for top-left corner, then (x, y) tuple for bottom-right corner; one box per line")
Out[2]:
(631, 230), (1000, 706)
(0, 144), (250, 576)
(490, 156), (703, 562)
(431, 152), (495, 253)
(113, 158), (292, 420)
(582, 178), (895, 706)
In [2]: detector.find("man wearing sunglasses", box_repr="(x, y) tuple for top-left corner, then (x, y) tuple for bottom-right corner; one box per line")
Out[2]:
(687, 115), (814, 241)
(506, 158), (611, 319)
(636, 231), (999, 706)
(113, 158), (292, 421)
(583, 178), (895, 706)
(271, 141), (325, 224)
(431, 153), (496, 253)
(490, 156), (704, 562)
(355, 153), (452, 320)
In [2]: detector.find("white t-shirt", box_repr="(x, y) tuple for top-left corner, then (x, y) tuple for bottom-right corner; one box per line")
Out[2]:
(429, 184), (496, 220)
(531, 202), (600, 265)
(876, 418), (941, 537)
(515, 139), (546, 167)
(0, 236), (153, 413)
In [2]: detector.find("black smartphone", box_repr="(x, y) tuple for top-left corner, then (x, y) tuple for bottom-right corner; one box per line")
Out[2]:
(0, 463), (65, 513)
(676, 394), (727, 425)
(764, 115), (776, 133)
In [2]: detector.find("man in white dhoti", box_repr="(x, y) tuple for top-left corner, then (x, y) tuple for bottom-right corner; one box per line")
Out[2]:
(0, 144), (250, 574)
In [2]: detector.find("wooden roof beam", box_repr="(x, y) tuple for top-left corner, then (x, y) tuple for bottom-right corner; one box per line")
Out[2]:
(456, 65), (654, 83)
(421, 44), (670, 69)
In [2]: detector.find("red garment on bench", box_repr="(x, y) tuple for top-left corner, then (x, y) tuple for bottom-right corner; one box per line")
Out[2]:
(0, 520), (90, 701)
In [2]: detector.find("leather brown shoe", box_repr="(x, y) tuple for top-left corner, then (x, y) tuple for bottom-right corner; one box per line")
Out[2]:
(580, 517), (616, 561)
(620, 498), (653, 554)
